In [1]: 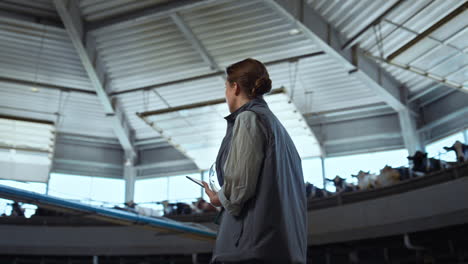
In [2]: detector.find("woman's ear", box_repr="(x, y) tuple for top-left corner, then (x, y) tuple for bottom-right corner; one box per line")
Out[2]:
(233, 82), (242, 96)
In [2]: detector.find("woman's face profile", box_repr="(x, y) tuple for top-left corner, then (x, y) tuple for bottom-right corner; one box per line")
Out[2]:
(225, 80), (236, 113)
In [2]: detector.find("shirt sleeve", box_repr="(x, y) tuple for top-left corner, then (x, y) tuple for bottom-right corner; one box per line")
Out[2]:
(218, 111), (266, 217)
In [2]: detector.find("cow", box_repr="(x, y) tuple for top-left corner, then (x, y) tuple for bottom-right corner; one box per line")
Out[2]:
(113, 201), (163, 217)
(305, 182), (331, 199)
(444, 140), (468, 163)
(134, 205), (163, 217)
(325, 176), (358, 193)
(375, 165), (412, 188)
(407, 151), (448, 173)
(161, 200), (192, 216)
(193, 198), (217, 213)
(34, 207), (68, 217)
(351, 170), (378, 190)
(10, 202), (25, 217)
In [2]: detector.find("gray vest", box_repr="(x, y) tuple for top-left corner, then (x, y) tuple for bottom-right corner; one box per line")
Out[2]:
(212, 97), (307, 264)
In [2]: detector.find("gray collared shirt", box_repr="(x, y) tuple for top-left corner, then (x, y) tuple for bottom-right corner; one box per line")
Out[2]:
(218, 111), (266, 216)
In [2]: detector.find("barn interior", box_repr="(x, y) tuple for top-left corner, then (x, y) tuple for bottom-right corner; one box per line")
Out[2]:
(0, 0), (467, 263)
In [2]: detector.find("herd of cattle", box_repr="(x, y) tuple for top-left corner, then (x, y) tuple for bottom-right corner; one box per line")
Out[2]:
(2, 198), (218, 218)
(137, 140), (467, 216)
(4, 141), (466, 218)
(155, 140), (466, 215)
(111, 198), (218, 217)
(306, 140), (468, 199)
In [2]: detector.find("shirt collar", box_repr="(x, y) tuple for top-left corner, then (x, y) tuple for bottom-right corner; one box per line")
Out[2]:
(224, 97), (266, 122)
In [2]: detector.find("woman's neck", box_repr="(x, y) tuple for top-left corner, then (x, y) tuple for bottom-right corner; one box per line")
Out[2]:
(232, 97), (251, 113)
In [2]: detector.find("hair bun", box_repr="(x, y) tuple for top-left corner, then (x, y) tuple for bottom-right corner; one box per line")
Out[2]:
(253, 76), (272, 96)
(226, 58), (272, 99)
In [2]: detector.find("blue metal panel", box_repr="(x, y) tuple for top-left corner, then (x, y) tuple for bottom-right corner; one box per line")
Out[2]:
(0, 184), (216, 240)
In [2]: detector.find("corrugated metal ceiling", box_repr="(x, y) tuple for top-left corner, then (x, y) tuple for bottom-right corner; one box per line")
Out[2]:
(0, 81), (114, 139)
(268, 56), (382, 114)
(1, 0), (464, 168)
(141, 92), (321, 169)
(308, 0), (467, 96)
(0, 0), (389, 146)
(181, 0), (320, 67)
(92, 14), (211, 93)
(101, 0), (384, 146)
(0, 0), (58, 20)
(0, 16), (93, 91)
(80, 0), (173, 22)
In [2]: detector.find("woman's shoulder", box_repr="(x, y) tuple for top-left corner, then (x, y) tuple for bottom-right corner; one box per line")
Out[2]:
(236, 111), (262, 127)
(237, 110), (258, 119)
(235, 111), (269, 138)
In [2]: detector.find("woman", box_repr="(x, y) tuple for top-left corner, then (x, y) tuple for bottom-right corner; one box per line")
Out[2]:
(202, 58), (307, 264)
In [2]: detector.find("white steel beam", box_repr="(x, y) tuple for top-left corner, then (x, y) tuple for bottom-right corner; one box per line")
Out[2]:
(266, 0), (427, 156)
(264, 0), (408, 112)
(53, 0), (136, 162)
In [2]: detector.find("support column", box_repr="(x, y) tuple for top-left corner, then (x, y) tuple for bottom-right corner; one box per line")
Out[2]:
(46, 178), (50, 195)
(321, 156), (327, 189)
(398, 109), (424, 156)
(124, 160), (136, 203)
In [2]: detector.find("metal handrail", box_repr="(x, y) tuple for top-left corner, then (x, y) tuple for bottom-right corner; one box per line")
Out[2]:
(0, 184), (216, 240)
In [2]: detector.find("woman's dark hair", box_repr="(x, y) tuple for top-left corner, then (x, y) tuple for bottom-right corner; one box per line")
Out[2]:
(226, 58), (272, 98)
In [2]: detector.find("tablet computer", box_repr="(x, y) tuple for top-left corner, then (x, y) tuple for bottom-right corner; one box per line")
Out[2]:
(186, 176), (204, 188)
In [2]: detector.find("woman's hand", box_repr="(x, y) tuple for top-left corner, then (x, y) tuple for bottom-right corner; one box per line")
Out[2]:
(202, 181), (222, 207)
